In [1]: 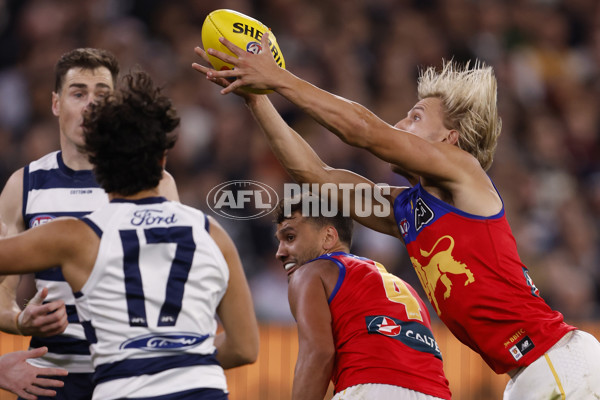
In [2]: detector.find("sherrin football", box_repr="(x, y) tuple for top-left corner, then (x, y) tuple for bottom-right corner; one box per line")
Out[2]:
(201, 9), (285, 94)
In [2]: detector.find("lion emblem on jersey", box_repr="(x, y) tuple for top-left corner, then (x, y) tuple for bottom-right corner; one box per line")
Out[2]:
(410, 235), (475, 316)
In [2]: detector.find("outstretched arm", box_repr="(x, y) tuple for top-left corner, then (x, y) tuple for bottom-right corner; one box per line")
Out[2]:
(203, 34), (472, 187)
(0, 170), (68, 337)
(193, 48), (404, 239)
(247, 94), (404, 238)
(0, 347), (68, 399)
(0, 218), (98, 293)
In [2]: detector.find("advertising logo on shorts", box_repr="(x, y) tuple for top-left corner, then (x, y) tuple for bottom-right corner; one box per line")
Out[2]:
(207, 180), (279, 220)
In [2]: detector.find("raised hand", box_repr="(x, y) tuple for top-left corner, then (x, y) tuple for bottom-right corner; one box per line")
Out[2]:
(192, 47), (251, 99)
(0, 347), (68, 399)
(17, 288), (68, 337)
(195, 32), (284, 95)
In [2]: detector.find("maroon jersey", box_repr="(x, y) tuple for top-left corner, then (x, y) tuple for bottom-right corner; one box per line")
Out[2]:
(393, 183), (576, 373)
(320, 252), (451, 399)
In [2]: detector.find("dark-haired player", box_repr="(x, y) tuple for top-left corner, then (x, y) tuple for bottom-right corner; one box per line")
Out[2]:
(0, 48), (179, 399)
(274, 194), (450, 400)
(0, 70), (258, 399)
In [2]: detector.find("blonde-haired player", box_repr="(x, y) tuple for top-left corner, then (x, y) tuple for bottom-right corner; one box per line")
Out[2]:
(194, 33), (600, 399)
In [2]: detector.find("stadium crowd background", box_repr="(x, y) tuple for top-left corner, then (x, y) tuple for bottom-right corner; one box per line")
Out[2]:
(0, 0), (599, 325)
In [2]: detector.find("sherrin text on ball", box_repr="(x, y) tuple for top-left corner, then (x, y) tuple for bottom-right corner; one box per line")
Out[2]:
(201, 9), (285, 72)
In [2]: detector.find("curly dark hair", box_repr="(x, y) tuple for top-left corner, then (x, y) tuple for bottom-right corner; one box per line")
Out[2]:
(54, 48), (120, 92)
(82, 71), (179, 196)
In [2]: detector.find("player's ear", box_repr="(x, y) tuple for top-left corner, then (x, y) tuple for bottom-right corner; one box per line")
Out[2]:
(322, 226), (339, 251)
(51, 92), (60, 117)
(446, 129), (459, 145)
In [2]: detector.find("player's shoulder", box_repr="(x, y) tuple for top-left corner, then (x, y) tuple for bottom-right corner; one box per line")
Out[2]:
(170, 201), (210, 227)
(296, 257), (339, 282)
(2, 152), (59, 193)
(289, 257), (341, 300)
(0, 166), (26, 233)
(27, 151), (60, 172)
(2, 167), (25, 192)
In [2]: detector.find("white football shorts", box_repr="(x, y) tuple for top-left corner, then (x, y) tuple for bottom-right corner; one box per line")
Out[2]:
(332, 383), (446, 400)
(503, 330), (600, 399)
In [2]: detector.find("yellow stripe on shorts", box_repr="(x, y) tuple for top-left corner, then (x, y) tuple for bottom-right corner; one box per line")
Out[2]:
(544, 353), (565, 400)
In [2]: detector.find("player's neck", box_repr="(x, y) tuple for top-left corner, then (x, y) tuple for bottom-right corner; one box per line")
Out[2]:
(108, 187), (161, 202)
(61, 145), (93, 171)
(323, 244), (349, 255)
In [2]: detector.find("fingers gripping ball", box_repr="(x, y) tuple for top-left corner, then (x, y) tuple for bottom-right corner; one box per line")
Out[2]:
(201, 9), (285, 94)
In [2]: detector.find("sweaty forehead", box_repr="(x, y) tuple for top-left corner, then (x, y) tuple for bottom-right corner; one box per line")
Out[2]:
(61, 67), (114, 92)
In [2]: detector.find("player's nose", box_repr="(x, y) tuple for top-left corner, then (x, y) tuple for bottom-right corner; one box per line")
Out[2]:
(275, 242), (288, 262)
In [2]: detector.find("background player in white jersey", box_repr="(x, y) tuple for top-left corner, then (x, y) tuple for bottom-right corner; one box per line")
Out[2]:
(0, 69), (259, 399)
(0, 48), (179, 399)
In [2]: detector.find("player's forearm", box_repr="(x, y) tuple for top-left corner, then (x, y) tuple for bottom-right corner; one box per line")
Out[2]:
(0, 310), (21, 335)
(292, 350), (333, 400)
(246, 95), (330, 184)
(274, 70), (380, 149)
(214, 332), (257, 369)
(0, 276), (22, 335)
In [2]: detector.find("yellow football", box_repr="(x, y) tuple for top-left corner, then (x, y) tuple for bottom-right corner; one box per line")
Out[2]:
(201, 9), (285, 94)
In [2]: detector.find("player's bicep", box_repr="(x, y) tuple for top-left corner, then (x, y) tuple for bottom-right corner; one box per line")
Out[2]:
(288, 266), (333, 345)
(367, 128), (472, 185)
(0, 219), (77, 275)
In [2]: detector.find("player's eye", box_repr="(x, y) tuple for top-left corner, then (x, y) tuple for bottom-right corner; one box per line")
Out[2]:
(95, 91), (109, 99)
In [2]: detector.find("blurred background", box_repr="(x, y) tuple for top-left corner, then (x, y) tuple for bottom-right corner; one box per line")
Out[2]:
(0, 0), (599, 398)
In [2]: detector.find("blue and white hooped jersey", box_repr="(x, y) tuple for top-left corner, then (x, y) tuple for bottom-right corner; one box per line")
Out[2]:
(79, 197), (229, 399)
(23, 151), (108, 372)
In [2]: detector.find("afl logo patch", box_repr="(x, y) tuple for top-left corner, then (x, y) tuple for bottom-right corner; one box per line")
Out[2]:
(246, 41), (262, 54)
(398, 218), (410, 238)
(30, 215), (55, 228)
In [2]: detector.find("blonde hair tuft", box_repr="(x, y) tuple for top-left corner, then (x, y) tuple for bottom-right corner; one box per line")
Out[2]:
(417, 60), (502, 171)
